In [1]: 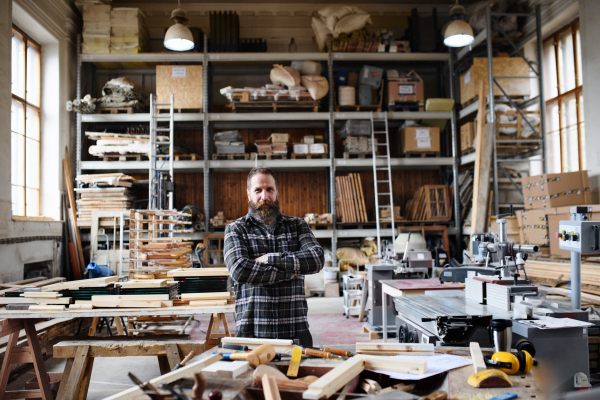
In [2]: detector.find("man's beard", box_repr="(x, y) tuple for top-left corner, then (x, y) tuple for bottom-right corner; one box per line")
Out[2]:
(248, 198), (281, 224)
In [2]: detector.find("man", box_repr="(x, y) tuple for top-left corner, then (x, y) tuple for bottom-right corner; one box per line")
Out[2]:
(224, 167), (324, 347)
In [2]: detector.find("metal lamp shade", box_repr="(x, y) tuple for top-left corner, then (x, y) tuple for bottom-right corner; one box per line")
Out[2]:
(444, 20), (474, 47)
(164, 23), (194, 51)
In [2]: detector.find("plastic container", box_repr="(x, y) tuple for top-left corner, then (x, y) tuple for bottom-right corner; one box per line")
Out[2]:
(359, 65), (383, 89)
(343, 274), (364, 291)
(358, 84), (372, 106)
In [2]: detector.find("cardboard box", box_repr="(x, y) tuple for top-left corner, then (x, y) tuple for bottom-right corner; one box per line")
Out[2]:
(359, 65), (383, 89)
(310, 143), (327, 154)
(522, 171), (588, 209)
(156, 65), (203, 110)
(460, 122), (475, 152)
(303, 135), (315, 144)
(270, 133), (289, 143)
(386, 70), (424, 104)
(516, 209), (548, 245)
(401, 127), (440, 154)
(293, 144), (309, 154)
(460, 57), (531, 105)
(324, 282), (340, 297)
(381, 206), (401, 220)
(546, 205), (600, 257)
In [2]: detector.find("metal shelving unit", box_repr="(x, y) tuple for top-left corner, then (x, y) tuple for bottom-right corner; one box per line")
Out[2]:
(76, 37), (462, 265)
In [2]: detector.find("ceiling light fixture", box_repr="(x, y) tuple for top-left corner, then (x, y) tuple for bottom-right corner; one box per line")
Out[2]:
(444, 1), (474, 48)
(164, 0), (195, 51)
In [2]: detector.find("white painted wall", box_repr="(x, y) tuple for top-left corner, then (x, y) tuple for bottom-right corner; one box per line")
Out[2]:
(579, 0), (600, 203)
(0, 1), (80, 281)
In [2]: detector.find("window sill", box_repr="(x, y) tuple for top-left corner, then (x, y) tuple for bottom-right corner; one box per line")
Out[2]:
(12, 216), (57, 222)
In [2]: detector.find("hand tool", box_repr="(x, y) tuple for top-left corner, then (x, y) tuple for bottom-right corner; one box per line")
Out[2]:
(128, 372), (159, 393)
(192, 372), (205, 400)
(286, 346), (302, 378)
(223, 343), (248, 351)
(301, 347), (345, 359)
(323, 347), (353, 357)
(489, 394), (518, 400)
(171, 351), (196, 371)
(159, 381), (189, 400)
(215, 344), (276, 368)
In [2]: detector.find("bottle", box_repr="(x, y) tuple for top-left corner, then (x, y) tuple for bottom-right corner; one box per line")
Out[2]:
(288, 37), (297, 53)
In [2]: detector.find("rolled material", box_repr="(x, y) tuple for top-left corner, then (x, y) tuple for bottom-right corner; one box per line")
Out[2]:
(338, 86), (355, 106)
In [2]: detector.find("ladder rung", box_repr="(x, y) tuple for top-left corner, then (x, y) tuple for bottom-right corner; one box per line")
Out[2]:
(375, 156), (388, 158)
(376, 143), (388, 146)
(154, 103), (172, 106)
(377, 180), (390, 182)
(376, 167), (388, 170)
(154, 128), (171, 132)
(373, 131), (387, 133)
(378, 193), (391, 196)
(378, 218), (392, 221)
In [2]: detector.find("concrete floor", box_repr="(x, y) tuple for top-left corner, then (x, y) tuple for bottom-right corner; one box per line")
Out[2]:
(7, 296), (365, 399)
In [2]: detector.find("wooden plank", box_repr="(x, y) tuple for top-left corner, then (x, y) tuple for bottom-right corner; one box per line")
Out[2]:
(91, 299), (172, 308)
(470, 342), (486, 373)
(262, 374), (282, 400)
(22, 292), (61, 299)
(53, 340), (205, 359)
(58, 345), (91, 400)
(221, 338), (293, 346)
(42, 276), (118, 292)
(69, 304), (93, 310)
(63, 147), (85, 279)
(471, 80), (488, 242)
(167, 268), (229, 277)
(355, 343), (434, 353)
(93, 294), (170, 301)
(181, 292), (230, 300)
(303, 357), (365, 399)
(118, 279), (167, 288)
(103, 353), (223, 400)
(202, 360), (250, 379)
(164, 343), (181, 369)
(55, 358), (74, 400)
(23, 320), (53, 400)
(360, 355), (427, 374)
(188, 300), (228, 307)
(28, 305), (66, 311)
(356, 174), (368, 222)
(33, 298), (72, 305)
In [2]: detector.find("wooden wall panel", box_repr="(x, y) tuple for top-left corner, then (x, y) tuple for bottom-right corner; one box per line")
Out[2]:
(213, 171), (327, 221)
(339, 170), (440, 221)
(130, 173), (204, 212)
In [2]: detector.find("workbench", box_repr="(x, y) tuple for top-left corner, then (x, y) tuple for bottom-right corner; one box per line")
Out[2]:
(381, 279), (464, 342)
(106, 344), (545, 400)
(0, 305), (234, 400)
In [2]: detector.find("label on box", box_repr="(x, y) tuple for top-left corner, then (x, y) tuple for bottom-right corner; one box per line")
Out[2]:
(310, 144), (325, 154)
(172, 66), (187, 78)
(398, 84), (414, 95)
(417, 138), (432, 149)
(363, 69), (370, 79)
(415, 128), (431, 138)
(464, 70), (470, 84)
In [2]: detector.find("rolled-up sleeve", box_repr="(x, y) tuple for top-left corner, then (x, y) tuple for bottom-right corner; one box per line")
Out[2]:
(266, 218), (324, 275)
(224, 223), (294, 286)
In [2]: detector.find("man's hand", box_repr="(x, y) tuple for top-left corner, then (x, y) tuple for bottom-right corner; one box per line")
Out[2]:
(254, 254), (269, 263)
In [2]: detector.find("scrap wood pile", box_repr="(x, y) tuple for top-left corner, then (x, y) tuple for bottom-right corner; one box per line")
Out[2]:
(525, 260), (600, 297)
(404, 185), (453, 222)
(75, 173), (137, 227)
(1, 270), (233, 311)
(129, 210), (195, 279)
(335, 173), (368, 223)
(85, 130), (163, 159)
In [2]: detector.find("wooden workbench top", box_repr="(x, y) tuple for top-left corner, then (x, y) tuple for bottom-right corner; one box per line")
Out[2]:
(381, 279), (464, 291)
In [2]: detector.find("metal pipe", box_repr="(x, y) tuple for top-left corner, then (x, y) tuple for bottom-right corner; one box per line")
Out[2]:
(449, 50), (462, 251)
(486, 5), (499, 216)
(571, 251), (581, 309)
(536, 5), (548, 174)
(203, 34), (211, 230)
(328, 34), (337, 268)
(119, 212), (124, 278)
(498, 219), (507, 242)
(76, 34), (82, 176)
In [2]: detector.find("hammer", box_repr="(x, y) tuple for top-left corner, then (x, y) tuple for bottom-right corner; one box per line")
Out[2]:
(219, 344), (276, 368)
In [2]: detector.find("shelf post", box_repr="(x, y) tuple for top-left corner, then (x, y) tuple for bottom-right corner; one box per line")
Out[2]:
(328, 35), (337, 268)
(76, 34), (82, 177)
(203, 34), (211, 231)
(449, 50), (462, 252)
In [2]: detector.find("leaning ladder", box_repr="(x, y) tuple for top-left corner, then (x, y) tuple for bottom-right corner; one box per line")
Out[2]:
(148, 93), (175, 211)
(370, 112), (395, 256)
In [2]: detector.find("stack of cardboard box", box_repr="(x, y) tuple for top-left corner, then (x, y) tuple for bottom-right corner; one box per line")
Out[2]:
(293, 135), (328, 156)
(110, 8), (149, 55)
(516, 170), (592, 256)
(255, 133), (289, 156)
(82, 4), (111, 54)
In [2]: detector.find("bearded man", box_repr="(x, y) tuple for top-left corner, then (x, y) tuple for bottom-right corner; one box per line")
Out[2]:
(224, 167), (324, 347)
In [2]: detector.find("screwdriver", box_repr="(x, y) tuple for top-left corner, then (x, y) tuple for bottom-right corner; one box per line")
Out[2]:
(301, 347), (345, 359)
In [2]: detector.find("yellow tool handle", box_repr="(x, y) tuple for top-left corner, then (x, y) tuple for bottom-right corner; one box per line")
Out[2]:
(418, 391), (448, 400)
(228, 353), (249, 361)
(323, 347), (350, 357)
(180, 351), (196, 366)
(304, 348), (331, 358)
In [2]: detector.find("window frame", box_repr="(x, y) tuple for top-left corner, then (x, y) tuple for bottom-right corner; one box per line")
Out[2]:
(11, 24), (41, 217)
(543, 19), (583, 172)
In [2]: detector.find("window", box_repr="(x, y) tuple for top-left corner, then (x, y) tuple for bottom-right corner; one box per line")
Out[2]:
(11, 26), (41, 217)
(543, 19), (584, 173)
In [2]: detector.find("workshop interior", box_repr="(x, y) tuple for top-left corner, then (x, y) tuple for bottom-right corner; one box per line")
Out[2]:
(3, 0), (600, 399)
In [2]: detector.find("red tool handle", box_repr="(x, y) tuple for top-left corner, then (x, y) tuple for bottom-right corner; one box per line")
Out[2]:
(304, 348), (331, 358)
(323, 347), (350, 357)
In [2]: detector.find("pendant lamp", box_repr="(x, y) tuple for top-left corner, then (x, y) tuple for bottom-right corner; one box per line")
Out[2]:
(164, 0), (194, 51)
(444, 1), (474, 48)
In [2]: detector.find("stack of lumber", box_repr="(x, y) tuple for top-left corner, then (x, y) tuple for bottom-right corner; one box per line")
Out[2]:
(75, 173), (136, 226)
(255, 133), (289, 155)
(525, 260), (600, 297)
(82, 4), (111, 54)
(335, 173), (368, 223)
(404, 185), (453, 222)
(210, 211), (227, 227)
(110, 7), (149, 55)
(0, 277), (66, 297)
(214, 130), (245, 154)
(130, 210), (194, 279)
(85, 130), (169, 159)
(168, 268), (232, 305)
(22, 292), (72, 311)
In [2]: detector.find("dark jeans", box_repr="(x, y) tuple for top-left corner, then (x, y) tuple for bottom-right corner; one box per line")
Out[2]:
(236, 329), (314, 348)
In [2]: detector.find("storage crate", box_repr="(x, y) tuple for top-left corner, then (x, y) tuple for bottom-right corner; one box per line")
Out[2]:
(496, 110), (541, 141)
(342, 275), (364, 291)
(343, 289), (362, 317)
(460, 57), (531, 106)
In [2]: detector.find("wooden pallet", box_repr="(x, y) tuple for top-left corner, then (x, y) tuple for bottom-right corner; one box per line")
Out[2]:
(291, 153), (327, 159)
(336, 104), (381, 112)
(156, 153), (202, 161)
(387, 102), (425, 112)
(306, 223), (332, 230)
(362, 325), (381, 340)
(343, 152), (375, 159)
(404, 151), (441, 158)
(461, 94), (528, 109)
(228, 101), (320, 113)
(96, 107), (135, 114)
(335, 173), (368, 223)
(212, 153), (250, 160)
(461, 147), (475, 156)
(100, 154), (144, 161)
(250, 152), (287, 160)
(157, 108), (202, 114)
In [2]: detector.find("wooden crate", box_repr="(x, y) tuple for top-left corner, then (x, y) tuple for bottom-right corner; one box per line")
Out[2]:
(460, 122), (475, 152)
(460, 57), (531, 106)
(496, 110), (541, 141)
(156, 65), (203, 111)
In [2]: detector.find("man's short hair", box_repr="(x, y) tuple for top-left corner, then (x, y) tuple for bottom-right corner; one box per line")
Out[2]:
(247, 167), (279, 190)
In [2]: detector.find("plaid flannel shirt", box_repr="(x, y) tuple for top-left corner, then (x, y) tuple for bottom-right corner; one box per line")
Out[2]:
(224, 213), (324, 338)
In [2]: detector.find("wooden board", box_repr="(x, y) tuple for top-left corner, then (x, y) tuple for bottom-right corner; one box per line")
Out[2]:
(118, 279), (168, 288)
(188, 300), (228, 307)
(380, 279), (464, 291)
(167, 268), (229, 277)
(94, 294), (170, 301)
(156, 65), (203, 110)
(470, 342), (486, 373)
(181, 292), (230, 300)
(201, 360), (250, 379)
(22, 292), (61, 298)
(355, 343), (434, 353)
(91, 299), (173, 308)
(29, 305), (66, 311)
(42, 276), (118, 292)
(63, 147), (85, 279)
(360, 355), (427, 374)
(303, 356), (365, 399)
(33, 298), (72, 305)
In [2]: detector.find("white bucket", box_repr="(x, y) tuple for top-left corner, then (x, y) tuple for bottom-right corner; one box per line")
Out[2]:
(339, 86), (356, 106)
(323, 269), (338, 281)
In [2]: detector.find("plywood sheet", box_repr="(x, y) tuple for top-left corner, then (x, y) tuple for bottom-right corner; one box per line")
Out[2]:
(156, 65), (203, 110)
